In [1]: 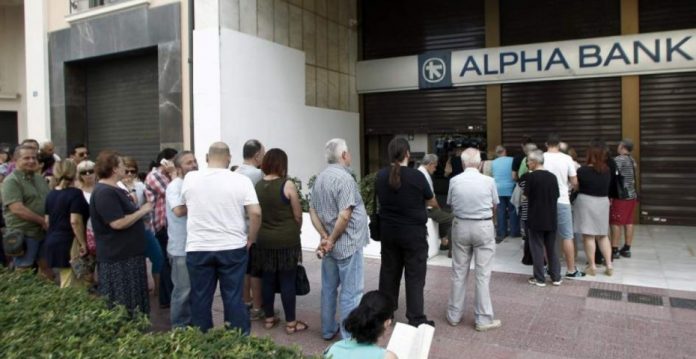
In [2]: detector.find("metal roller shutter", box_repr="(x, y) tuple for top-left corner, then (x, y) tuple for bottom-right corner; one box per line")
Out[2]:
(86, 52), (159, 172)
(639, 0), (696, 33)
(0, 111), (18, 145)
(363, 86), (486, 135)
(501, 78), (622, 158)
(639, 72), (696, 226)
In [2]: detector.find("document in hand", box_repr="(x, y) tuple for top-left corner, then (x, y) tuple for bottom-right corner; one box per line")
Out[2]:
(386, 322), (435, 359)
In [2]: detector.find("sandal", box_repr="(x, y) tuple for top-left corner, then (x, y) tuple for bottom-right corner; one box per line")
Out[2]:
(285, 320), (309, 335)
(264, 317), (280, 330)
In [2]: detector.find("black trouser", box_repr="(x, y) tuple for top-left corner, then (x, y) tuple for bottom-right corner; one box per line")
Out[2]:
(262, 268), (297, 322)
(155, 227), (173, 306)
(378, 224), (429, 325)
(528, 229), (561, 282)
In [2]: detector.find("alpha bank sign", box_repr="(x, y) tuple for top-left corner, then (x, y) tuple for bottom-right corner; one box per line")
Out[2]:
(356, 29), (696, 93)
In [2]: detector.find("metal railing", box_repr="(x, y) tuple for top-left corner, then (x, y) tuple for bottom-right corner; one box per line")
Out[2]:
(69, 0), (130, 14)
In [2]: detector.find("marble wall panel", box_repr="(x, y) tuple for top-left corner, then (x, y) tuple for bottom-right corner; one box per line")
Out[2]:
(221, 0), (241, 31)
(240, 0), (258, 35)
(305, 64), (316, 106)
(302, 10), (316, 64)
(289, 4), (303, 49)
(257, 0), (274, 41)
(327, 20), (338, 71)
(315, 16), (327, 67)
(316, 67), (328, 108)
(274, 0), (289, 46)
(328, 70), (339, 109)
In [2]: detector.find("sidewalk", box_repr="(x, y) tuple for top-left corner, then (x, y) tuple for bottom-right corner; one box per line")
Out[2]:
(150, 225), (696, 358)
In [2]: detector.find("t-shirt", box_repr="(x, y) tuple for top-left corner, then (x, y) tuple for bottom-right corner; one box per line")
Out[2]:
(324, 339), (386, 359)
(90, 183), (147, 263)
(577, 166), (611, 197)
(45, 187), (89, 237)
(512, 154), (525, 174)
(1, 170), (50, 239)
(376, 166), (433, 226)
(543, 151), (577, 205)
(448, 168), (499, 219)
(236, 164), (264, 185)
(491, 156), (515, 196)
(182, 169), (259, 252)
(417, 165), (434, 193)
(524, 170), (560, 231)
(614, 154), (637, 199)
(166, 177), (187, 256)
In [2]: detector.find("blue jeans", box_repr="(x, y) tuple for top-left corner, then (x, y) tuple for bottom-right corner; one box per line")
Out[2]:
(496, 196), (520, 238)
(14, 236), (43, 268)
(144, 230), (163, 274)
(321, 248), (364, 340)
(169, 255), (192, 328)
(186, 248), (250, 334)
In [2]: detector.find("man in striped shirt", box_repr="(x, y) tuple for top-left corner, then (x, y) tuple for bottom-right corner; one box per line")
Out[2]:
(310, 138), (369, 341)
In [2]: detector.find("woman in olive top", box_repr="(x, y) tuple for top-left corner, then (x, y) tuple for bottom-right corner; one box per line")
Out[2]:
(90, 150), (153, 316)
(253, 148), (308, 334)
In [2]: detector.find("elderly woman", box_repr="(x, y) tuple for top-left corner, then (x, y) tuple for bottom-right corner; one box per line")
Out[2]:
(253, 148), (307, 334)
(574, 144), (613, 276)
(44, 160), (90, 287)
(376, 138), (438, 328)
(90, 150), (152, 315)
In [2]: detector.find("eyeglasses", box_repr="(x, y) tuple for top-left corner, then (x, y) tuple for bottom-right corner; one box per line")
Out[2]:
(80, 170), (94, 176)
(77, 152), (89, 157)
(125, 169), (137, 175)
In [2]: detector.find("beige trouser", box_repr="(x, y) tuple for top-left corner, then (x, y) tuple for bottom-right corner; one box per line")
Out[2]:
(446, 218), (496, 325)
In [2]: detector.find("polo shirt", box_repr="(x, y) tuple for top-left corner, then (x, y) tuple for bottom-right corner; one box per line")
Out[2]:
(447, 168), (499, 220)
(1, 169), (50, 239)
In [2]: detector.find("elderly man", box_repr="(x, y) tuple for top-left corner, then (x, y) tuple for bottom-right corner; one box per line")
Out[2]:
(611, 139), (638, 259)
(182, 142), (261, 334)
(166, 151), (198, 328)
(446, 147), (501, 332)
(491, 145), (520, 242)
(418, 154), (453, 252)
(524, 150), (562, 287)
(41, 141), (61, 162)
(310, 138), (369, 340)
(1, 145), (50, 276)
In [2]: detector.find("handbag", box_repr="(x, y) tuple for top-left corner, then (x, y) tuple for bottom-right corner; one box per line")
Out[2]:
(70, 255), (96, 280)
(368, 183), (381, 241)
(615, 172), (629, 199)
(2, 228), (25, 257)
(295, 264), (310, 296)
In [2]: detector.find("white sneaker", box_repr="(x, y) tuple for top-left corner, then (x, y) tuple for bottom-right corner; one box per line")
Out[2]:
(475, 319), (502, 332)
(552, 279), (563, 286)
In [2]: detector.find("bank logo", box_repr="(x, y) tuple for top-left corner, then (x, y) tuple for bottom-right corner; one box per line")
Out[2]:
(418, 51), (452, 89)
(422, 58), (447, 83)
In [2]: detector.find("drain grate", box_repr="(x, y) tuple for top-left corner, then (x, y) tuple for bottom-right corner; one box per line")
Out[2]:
(670, 297), (696, 310)
(588, 288), (623, 301)
(627, 293), (663, 306)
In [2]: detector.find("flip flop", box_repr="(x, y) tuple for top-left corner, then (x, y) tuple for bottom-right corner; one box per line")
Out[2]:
(285, 320), (309, 335)
(264, 317), (280, 330)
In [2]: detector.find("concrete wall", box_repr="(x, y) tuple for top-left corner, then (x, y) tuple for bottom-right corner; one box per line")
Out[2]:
(194, 28), (361, 185)
(212, 0), (359, 112)
(0, 4), (26, 140)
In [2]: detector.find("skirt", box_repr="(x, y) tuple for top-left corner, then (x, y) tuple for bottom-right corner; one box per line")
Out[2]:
(610, 199), (637, 225)
(573, 194), (610, 236)
(252, 245), (302, 273)
(98, 256), (150, 316)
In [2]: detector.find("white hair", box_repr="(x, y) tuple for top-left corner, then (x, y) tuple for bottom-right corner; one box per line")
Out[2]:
(527, 150), (544, 165)
(461, 148), (481, 167)
(325, 138), (348, 164)
(421, 153), (438, 166)
(495, 145), (506, 156)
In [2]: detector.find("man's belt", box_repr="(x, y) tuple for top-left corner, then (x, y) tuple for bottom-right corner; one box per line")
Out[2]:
(455, 216), (492, 221)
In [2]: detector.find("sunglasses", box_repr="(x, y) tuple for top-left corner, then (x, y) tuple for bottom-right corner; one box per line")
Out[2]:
(77, 152), (89, 157)
(80, 170), (94, 175)
(125, 169), (137, 175)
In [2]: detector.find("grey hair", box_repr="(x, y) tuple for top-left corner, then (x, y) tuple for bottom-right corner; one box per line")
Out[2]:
(421, 153), (438, 166)
(559, 141), (569, 153)
(527, 150), (544, 165)
(461, 148), (481, 167)
(495, 145), (506, 156)
(620, 138), (633, 152)
(325, 138), (348, 164)
(173, 150), (194, 168)
(523, 143), (537, 155)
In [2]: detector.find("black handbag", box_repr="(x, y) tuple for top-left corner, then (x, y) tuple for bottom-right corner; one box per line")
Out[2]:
(2, 228), (25, 257)
(368, 184), (381, 241)
(295, 264), (310, 296)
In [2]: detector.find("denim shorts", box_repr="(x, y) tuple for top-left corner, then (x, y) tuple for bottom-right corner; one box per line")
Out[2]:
(556, 203), (574, 240)
(14, 236), (44, 268)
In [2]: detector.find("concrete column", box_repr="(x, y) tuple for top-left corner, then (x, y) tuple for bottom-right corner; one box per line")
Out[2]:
(485, 0), (501, 154)
(24, 0), (51, 142)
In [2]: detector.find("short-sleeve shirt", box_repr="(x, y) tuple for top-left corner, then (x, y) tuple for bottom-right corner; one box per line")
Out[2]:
(90, 183), (147, 263)
(310, 164), (369, 260)
(45, 187), (90, 237)
(512, 154), (525, 173)
(236, 164), (264, 185)
(1, 170), (50, 239)
(166, 177), (187, 256)
(376, 166), (433, 226)
(524, 170), (560, 231)
(491, 156), (515, 196)
(448, 168), (499, 219)
(614, 154), (637, 199)
(577, 166), (611, 197)
(324, 339), (386, 359)
(543, 151), (577, 205)
(182, 169), (259, 252)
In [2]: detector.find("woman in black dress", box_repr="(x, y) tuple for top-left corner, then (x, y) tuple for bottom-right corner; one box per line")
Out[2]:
(376, 138), (439, 327)
(90, 150), (153, 316)
(44, 160), (90, 287)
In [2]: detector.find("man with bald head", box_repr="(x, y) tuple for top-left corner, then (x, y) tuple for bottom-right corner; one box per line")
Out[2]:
(181, 142), (262, 334)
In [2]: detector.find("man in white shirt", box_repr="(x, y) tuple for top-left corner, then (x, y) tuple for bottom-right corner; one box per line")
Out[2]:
(166, 151), (198, 328)
(446, 148), (501, 332)
(543, 134), (583, 278)
(182, 142), (262, 333)
(418, 154), (453, 252)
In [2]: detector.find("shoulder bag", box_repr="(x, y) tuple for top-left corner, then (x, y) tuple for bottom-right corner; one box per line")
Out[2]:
(2, 228), (25, 257)
(368, 182), (381, 241)
(295, 263), (310, 296)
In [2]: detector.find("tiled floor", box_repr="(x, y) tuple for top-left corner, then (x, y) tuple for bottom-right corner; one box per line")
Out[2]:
(150, 225), (696, 358)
